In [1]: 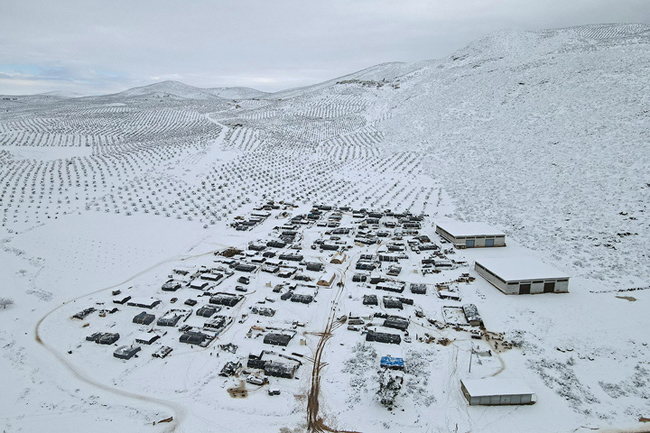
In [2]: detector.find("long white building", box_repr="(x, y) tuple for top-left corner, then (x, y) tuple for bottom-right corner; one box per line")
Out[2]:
(461, 378), (536, 405)
(435, 221), (506, 248)
(474, 257), (569, 294)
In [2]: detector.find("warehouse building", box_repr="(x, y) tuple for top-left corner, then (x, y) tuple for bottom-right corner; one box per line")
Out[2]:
(474, 257), (569, 295)
(461, 378), (536, 405)
(435, 221), (506, 248)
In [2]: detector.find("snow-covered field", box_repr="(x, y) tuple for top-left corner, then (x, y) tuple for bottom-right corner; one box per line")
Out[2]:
(1, 23), (649, 433)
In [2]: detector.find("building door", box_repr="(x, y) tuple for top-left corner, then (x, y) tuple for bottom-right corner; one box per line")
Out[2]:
(519, 283), (531, 294)
(466, 239), (475, 248)
(485, 238), (495, 247)
(543, 282), (555, 293)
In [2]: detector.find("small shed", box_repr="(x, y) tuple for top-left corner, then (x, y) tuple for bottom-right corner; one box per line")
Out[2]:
(179, 331), (208, 345)
(196, 306), (218, 318)
(113, 345), (141, 360)
(189, 280), (210, 290)
(330, 252), (346, 264)
(235, 263), (257, 273)
(209, 293), (244, 307)
(152, 346), (173, 358)
(161, 281), (182, 292)
(410, 283), (427, 295)
(290, 294), (314, 304)
(113, 295), (132, 305)
(356, 261), (376, 271)
(220, 361), (242, 377)
(386, 266), (402, 277)
(279, 253), (303, 262)
(263, 333), (293, 347)
(157, 312), (184, 327)
(247, 353), (267, 369)
(97, 333), (120, 345)
(204, 316), (230, 332)
(435, 221), (506, 248)
(305, 262), (324, 272)
(132, 311), (156, 325)
(264, 362), (298, 379)
(366, 330), (401, 345)
(249, 244), (266, 251)
(320, 243), (339, 251)
(267, 240), (287, 249)
(376, 281), (405, 293)
(474, 257), (569, 295)
(201, 272), (223, 282)
(363, 294), (378, 306)
(135, 333), (160, 345)
(127, 298), (161, 309)
(378, 254), (400, 263)
(461, 378), (536, 406)
(317, 274), (336, 287)
(251, 306), (276, 317)
(352, 273), (367, 283)
(383, 316), (409, 331)
(462, 304), (482, 326)
(382, 297), (403, 310)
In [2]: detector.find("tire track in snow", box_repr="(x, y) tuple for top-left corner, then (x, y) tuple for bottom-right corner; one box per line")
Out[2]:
(33, 244), (234, 432)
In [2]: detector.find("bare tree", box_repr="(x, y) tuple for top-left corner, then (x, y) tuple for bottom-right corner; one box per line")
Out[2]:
(0, 298), (14, 309)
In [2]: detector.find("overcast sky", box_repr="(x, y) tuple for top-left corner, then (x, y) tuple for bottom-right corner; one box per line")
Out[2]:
(1, 0), (649, 95)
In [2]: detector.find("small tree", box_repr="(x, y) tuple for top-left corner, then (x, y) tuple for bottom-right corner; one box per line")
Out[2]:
(0, 298), (14, 309)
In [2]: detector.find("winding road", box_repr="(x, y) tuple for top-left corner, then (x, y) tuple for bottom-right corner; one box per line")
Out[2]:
(33, 244), (232, 432)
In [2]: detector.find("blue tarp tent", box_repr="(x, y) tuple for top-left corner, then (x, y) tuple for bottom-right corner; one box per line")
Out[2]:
(380, 356), (404, 370)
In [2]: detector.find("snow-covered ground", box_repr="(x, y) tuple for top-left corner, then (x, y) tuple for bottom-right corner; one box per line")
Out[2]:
(1, 22), (649, 433)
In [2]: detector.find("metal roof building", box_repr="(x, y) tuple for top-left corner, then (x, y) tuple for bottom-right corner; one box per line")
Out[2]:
(475, 257), (569, 295)
(436, 221), (506, 248)
(461, 378), (536, 405)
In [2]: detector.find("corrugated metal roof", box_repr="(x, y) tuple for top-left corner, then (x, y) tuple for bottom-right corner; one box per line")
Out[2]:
(461, 378), (534, 397)
(436, 220), (505, 237)
(476, 257), (569, 282)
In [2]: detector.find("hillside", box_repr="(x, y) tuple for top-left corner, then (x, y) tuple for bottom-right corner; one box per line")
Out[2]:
(109, 80), (227, 100)
(379, 23), (650, 283)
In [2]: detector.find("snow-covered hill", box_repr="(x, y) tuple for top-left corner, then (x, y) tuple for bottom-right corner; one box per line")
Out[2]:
(109, 80), (226, 100)
(206, 86), (269, 100)
(377, 23), (650, 283)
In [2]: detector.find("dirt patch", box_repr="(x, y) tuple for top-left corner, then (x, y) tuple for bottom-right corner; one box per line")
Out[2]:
(616, 295), (637, 302)
(227, 381), (248, 398)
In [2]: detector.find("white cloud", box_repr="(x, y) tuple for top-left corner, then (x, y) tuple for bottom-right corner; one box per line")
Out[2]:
(0, 0), (648, 95)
